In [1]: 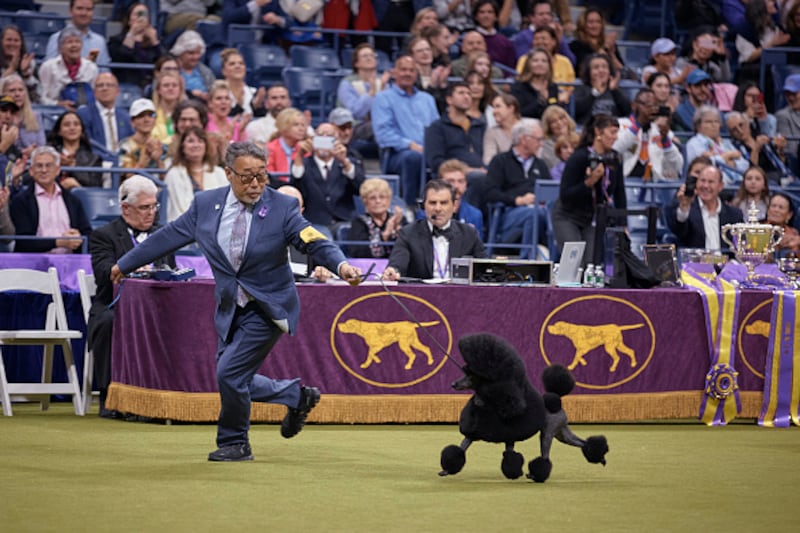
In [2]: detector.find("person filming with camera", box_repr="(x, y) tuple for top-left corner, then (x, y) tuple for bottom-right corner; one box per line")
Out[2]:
(613, 88), (684, 183)
(666, 158), (743, 251)
(552, 114), (626, 265)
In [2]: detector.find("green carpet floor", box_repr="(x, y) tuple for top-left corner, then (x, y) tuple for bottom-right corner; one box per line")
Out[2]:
(1, 404), (798, 532)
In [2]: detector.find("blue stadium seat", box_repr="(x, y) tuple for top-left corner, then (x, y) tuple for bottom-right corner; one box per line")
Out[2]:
(14, 12), (66, 35)
(238, 44), (288, 87)
(32, 104), (68, 132)
(70, 188), (120, 229)
(117, 83), (143, 109)
(23, 33), (49, 60)
(289, 46), (341, 70)
(283, 67), (346, 125)
(195, 20), (226, 49)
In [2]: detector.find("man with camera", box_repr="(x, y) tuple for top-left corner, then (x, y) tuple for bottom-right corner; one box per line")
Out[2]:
(613, 88), (684, 182)
(290, 122), (365, 239)
(666, 163), (743, 250)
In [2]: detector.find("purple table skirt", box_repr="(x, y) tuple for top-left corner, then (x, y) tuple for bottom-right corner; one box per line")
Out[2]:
(111, 280), (772, 397)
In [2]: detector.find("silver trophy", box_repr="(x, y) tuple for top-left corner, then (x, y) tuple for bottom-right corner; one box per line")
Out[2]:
(778, 257), (800, 288)
(721, 201), (784, 278)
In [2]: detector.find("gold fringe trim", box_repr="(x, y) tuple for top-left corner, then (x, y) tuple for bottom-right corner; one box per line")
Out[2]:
(106, 384), (765, 423)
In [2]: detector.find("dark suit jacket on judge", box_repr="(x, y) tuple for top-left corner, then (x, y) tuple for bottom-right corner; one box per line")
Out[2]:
(387, 219), (486, 279)
(117, 186), (347, 337)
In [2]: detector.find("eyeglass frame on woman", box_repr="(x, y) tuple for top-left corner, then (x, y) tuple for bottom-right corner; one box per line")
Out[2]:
(227, 167), (270, 184)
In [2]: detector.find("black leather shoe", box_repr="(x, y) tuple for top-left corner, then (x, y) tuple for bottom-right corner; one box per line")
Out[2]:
(280, 386), (320, 439)
(208, 444), (254, 462)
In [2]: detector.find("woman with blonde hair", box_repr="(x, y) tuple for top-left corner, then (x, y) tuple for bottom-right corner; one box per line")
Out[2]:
(165, 126), (227, 221)
(540, 105), (577, 168)
(266, 107), (308, 181)
(510, 47), (560, 119)
(569, 8), (625, 76)
(345, 178), (405, 258)
(206, 80), (248, 144)
(1, 73), (44, 150)
(151, 71), (186, 144)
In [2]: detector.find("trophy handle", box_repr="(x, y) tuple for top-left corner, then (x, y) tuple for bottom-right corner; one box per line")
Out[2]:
(721, 226), (733, 249)
(771, 226), (784, 248)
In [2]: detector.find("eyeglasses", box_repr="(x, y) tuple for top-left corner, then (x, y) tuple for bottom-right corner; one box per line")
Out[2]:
(228, 167), (269, 184)
(126, 202), (160, 213)
(337, 123), (353, 130)
(134, 112), (156, 119)
(95, 83), (118, 89)
(32, 162), (56, 170)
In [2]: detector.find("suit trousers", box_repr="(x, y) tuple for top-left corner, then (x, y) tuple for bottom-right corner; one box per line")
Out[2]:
(216, 302), (302, 447)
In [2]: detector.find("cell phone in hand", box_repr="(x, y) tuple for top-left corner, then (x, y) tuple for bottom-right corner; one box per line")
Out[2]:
(685, 174), (697, 197)
(312, 136), (336, 151)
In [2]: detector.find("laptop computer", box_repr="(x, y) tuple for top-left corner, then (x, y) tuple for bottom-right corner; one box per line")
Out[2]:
(555, 241), (586, 286)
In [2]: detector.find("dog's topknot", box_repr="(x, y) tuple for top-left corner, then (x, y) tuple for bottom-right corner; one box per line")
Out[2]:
(458, 333), (527, 383)
(541, 364), (575, 397)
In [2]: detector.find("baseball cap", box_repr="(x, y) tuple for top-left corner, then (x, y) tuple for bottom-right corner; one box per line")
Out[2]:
(328, 107), (354, 126)
(129, 98), (156, 118)
(686, 69), (711, 86)
(783, 74), (800, 94)
(0, 95), (20, 111)
(651, 38), (678, 57)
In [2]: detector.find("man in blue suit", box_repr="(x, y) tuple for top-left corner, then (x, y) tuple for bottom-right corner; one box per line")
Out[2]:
(77, 73), (133, 159)
(111, 142), (362, 462)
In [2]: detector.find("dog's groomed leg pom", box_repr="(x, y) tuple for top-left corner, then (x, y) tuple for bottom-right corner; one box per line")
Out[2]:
(439, 445), (466, 476)
(527, 457), (552, 483)
(582, 436), (609, 465)
(501, 450), (525, 479)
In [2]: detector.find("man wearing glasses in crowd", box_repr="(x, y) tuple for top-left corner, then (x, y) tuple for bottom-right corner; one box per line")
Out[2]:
(88, 175), (175, 418)
(110, 141), (362, 462)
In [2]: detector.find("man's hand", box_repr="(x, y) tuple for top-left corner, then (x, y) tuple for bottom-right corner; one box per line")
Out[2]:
(338, 263), (363, 285)
(110, 264), (124, 284)
(0, 124), (19, 153)
(56, 229), (83, 251)
(515, 192), (535, 206)
(409, 142), (423, 153)
(382, 266), (400, 281)
(677, 183), (693, 210)
(311, 265), (334, 282)
(0, 185), (10, 210)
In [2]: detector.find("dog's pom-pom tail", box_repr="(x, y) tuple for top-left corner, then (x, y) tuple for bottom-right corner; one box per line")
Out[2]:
(501, 450), (525, 479)
(542, 364), (575, 397)
(582, 436), (609, 466)
(527, 457), (552, 483)
(440, 445), (466, 476)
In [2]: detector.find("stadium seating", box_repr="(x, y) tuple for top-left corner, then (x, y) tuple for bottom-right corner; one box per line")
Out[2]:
(238, 44), (288, 87)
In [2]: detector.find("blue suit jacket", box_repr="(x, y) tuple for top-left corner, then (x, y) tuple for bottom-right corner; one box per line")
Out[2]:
(117, 186), (347, 338)
(77, 104), (134, 154)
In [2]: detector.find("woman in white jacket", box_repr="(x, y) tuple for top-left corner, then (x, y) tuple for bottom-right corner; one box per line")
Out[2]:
(165, 126), (227, 221)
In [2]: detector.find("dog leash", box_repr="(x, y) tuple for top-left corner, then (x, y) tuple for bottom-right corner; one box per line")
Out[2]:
(357, 263), (466, 372)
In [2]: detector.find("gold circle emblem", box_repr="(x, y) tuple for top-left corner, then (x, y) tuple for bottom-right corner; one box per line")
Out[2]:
(539, 294), (656, 390)
(330, 292), (452, 388)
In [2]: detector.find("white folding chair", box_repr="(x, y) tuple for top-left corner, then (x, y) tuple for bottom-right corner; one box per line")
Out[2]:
(76, 269), (97, 414)
(0, 267), (85, 416)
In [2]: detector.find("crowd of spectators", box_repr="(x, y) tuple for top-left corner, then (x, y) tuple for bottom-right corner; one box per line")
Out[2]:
(2, 0), (800, 264)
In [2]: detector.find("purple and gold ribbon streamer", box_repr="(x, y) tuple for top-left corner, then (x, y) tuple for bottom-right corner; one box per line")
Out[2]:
(759, 291), (800, 427)
(681, 268), (742, 425)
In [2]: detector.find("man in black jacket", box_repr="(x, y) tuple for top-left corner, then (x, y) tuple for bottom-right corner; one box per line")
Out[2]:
(88, 175), (175, 417)
(666, 165), (743, 250)
(383, 179), (486, 281)
(485, 118), (551, 258)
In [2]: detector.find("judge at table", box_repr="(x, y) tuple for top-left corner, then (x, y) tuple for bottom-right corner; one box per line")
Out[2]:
(382, 179), (486, 281)
(88, 175), (176, 418)
(111, 141), (362, 463)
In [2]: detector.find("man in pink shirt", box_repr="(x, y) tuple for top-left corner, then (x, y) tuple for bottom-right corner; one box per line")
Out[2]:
(9, 146), (92, 253)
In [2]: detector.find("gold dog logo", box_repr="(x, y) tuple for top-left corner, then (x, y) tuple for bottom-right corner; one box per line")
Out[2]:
(337, 319), (438, 370)
(546, 321), (643, 372)
(540, 295), (655, 390)
(330, 292), (452, 388)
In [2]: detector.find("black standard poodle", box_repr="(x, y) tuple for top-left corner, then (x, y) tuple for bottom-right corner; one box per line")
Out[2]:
(439, 333), (609, 482)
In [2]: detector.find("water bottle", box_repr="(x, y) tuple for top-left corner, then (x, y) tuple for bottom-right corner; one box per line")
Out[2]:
(594, 264), (605, 288)
(583, 264), (595, 287)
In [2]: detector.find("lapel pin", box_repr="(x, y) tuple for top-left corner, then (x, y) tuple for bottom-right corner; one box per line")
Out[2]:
(214, 204), (221, 210)
(258, 205), (268, 218)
